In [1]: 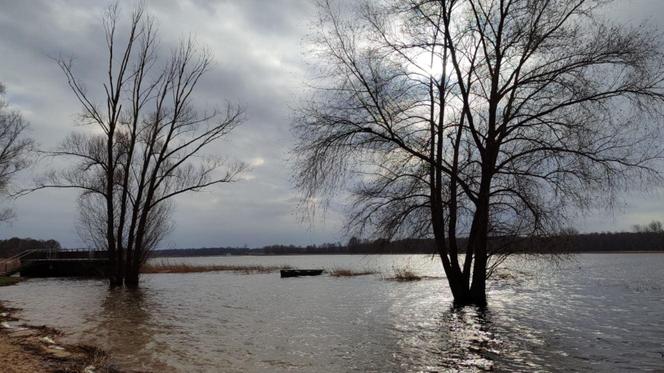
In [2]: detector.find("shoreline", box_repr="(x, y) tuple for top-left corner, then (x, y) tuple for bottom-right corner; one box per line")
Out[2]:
(0, 298), (114, 373)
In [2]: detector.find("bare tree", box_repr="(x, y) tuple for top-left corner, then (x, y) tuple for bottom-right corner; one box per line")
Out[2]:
(31, 5), (245, 287)
(295, 0), (664, 305)
(0, 83), (34, 222)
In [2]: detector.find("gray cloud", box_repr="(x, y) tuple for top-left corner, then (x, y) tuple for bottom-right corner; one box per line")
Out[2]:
(0, 0), (661, 248)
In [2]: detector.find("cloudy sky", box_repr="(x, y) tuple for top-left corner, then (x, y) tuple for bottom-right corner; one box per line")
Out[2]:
(0, 0), (663, 249)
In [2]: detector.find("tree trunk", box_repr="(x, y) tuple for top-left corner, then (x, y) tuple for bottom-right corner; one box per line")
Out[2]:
(124, 269), (140, 288)
(108, 252), (122, 287)
(467, 167), (492, 307)
(467, 210), (489, 306)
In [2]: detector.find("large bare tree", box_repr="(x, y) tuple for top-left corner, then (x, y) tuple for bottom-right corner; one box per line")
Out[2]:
(0, 83), (34, 222)
(33, 5), (245, 287)
(294, 0), (664, 305)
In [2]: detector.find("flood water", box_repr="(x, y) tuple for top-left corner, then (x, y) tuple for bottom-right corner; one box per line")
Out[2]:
(1, 254), (663, 372)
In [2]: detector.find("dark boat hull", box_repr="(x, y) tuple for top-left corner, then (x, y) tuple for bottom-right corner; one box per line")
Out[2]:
(280, 269), (324, 278)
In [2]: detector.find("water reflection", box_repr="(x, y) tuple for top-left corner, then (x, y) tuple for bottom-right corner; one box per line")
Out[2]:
(440, 306), (497, 371)
(0, 254), (662, 372)
(390, 293), (498, 372)
(81, 288), (175, 371)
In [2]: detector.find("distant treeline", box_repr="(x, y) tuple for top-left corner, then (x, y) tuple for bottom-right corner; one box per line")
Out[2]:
(0, 237), (62, 258)
(1, 232), (661, 259)
(151, 231), (664, 257)
(504, 232), (664, 253)
(151, 238), (431, 257)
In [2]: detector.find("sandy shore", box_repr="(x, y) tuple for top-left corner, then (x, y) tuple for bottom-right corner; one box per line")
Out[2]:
(0, 300), (113, 373)
(0, 333), (48, 373)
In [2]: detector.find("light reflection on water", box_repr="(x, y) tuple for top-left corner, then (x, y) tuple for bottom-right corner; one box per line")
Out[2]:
(1, 254), (663, 372)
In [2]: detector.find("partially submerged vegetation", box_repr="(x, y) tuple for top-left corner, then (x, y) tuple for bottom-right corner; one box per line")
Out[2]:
(327, 268), (378, 277)
(388, 267), (423, 282)
(141, 261), (291, 275)
(0, 276), (20, 287)
(0, 277), (19, 287)
(383, 266), (428, 282)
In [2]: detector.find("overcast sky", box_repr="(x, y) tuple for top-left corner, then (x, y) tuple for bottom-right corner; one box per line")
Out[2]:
(0, 0), (663, 249)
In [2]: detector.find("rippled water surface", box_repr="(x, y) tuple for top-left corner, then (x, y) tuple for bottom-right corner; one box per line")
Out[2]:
(1, 254), (663, 372)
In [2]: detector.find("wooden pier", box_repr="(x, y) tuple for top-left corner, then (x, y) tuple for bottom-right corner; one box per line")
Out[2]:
(0, 250), (109, 278)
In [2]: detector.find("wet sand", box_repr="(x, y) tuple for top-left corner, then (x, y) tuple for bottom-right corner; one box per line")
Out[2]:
(0, 334), (48, 373)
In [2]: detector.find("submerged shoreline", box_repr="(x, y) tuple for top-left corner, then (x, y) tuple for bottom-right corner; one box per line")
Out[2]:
(0, 297), (112, 373)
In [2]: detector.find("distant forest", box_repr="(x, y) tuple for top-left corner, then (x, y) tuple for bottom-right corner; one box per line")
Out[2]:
(152, 231), (664, 257)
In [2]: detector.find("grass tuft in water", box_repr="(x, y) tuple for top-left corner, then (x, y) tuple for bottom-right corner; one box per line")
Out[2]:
(0, 276), (20, 287)
(328, 268), (378, 277)
(389, 267), (422, 282)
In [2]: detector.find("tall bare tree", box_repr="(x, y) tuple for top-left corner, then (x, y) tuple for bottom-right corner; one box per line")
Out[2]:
(32, 5), (245, 287)
(295, 0), (664, 305)
(0, 83), (34, 222)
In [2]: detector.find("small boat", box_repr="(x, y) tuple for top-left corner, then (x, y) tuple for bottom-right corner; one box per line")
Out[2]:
(280, 269), (324, 278)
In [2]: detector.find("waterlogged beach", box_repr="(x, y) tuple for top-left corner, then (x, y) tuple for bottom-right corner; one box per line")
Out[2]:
(0, 292), (107, 372)
(0, 254), (662, 372)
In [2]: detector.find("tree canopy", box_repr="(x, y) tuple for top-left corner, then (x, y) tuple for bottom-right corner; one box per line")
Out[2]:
(295, 0), (664, 305)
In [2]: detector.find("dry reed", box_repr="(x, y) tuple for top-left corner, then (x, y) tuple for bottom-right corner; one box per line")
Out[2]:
(328, 268), (378, 277)
(141, 261), (291, 275)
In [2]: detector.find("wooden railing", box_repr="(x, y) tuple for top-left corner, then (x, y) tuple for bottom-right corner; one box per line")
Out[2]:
(1, 249), (109, 276)
(0, 249), (45, 275)
(0, 258), (21, 275)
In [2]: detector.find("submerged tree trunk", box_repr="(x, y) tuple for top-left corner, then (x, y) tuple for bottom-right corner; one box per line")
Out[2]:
(436, 233), (489, 306)
(124, 266), (140, 288)
(435, 244), (487, 306)
(434, 208), (488, 306)
(436, 240), (489, 305)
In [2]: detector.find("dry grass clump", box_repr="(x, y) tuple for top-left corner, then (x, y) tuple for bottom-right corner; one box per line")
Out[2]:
(328, 268), (378, 277)
(141, 261), (290, 275)
(492, 271), (517, 281)
(389, 267), (422, 282)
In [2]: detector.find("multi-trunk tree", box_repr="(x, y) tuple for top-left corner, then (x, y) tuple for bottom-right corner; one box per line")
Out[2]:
(35, 6), (244, 287)
(294, 0), (664, 305)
